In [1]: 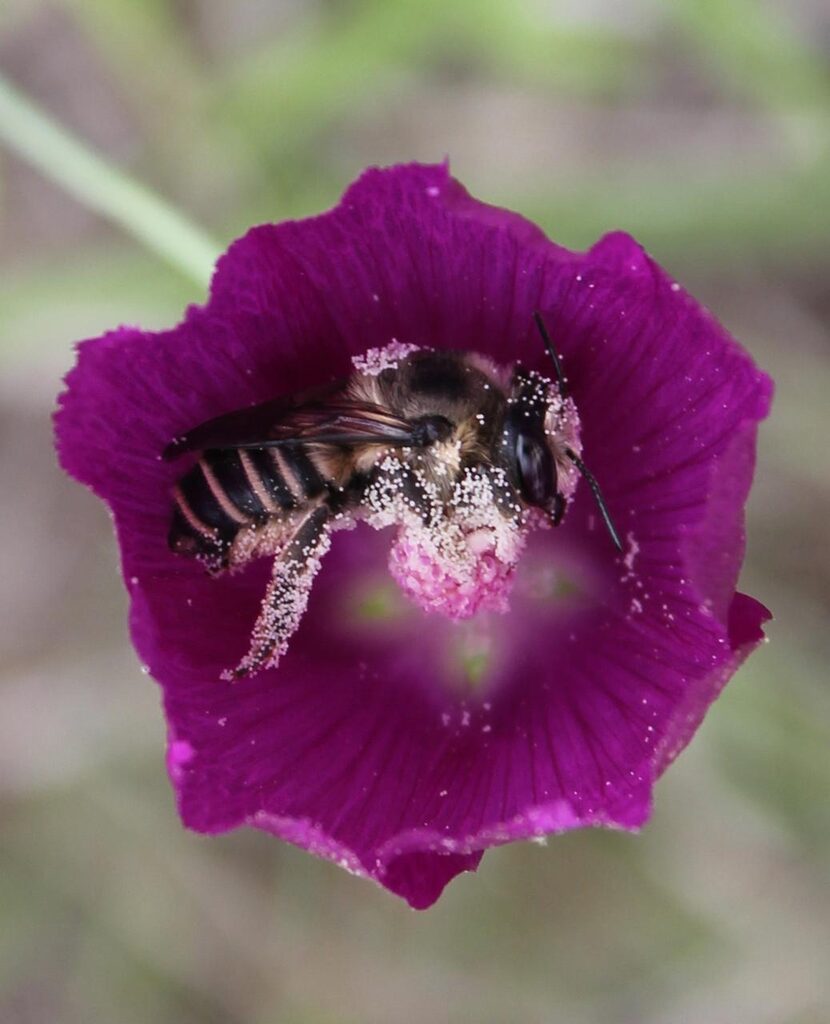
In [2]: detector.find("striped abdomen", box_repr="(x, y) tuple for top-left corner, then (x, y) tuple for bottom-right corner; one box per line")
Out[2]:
(169, 444), (329, 567)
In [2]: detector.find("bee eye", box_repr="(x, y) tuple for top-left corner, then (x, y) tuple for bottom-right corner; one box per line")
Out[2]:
(516, 431), (555, 506)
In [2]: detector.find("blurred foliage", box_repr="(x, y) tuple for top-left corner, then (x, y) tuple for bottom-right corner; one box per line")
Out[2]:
(1, 1), (829, 1022)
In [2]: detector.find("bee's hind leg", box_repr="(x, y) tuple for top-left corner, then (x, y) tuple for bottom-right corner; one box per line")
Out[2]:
(224, 505), (332, 681)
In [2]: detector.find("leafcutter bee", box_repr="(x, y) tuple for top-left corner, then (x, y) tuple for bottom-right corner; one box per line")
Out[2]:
(164, 314), (620, 678)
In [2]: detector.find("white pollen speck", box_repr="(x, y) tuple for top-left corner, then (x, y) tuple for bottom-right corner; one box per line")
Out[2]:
(622, 531), (639, 572)
(670, 282), (681, 292)
(218, 716), (227, 726)
(441, 712), (451, 727)
(461, 710), (471, 727)
(130, 576), (139, 585)
(426, 185), (440, 197)
(352, 339), (421, 376)
(372, 292), (380, 302)
(439, 789), (448, 797)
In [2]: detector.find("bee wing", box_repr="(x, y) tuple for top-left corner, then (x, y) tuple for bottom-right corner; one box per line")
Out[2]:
(266, 399), (418, 447)
(164, 384), (416, 460)
(163, 379), (346, 460)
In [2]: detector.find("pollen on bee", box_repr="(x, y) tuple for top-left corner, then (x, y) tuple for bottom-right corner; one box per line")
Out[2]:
(224, 527), (332, 681)
(352, 340), (422, 376)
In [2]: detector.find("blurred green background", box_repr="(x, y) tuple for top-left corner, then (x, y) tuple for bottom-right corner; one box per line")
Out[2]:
(1, 2), (829, 1022)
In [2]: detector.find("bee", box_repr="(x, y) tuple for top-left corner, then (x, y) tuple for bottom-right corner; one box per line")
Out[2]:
(164, 314), (620, 678)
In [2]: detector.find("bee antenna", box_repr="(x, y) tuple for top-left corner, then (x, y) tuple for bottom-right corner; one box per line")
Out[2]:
(532, 311), (567, 396)
(565, 447), (623, 552)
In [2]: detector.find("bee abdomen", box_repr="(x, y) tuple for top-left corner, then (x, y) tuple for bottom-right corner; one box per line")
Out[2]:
(275, 444), (327, 499)
(169, 444), (331, 566)
(170, 459), (241, 565)
(169, 452), (252, 560)
(243, 448), (297, 510)
(206, 448), (270, 520)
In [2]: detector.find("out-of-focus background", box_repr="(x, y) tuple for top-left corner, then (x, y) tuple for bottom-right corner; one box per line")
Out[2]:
(1, 2), (829, 1022)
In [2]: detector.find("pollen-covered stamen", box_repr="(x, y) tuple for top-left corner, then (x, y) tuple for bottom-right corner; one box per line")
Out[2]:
(365, 458), (526, 620)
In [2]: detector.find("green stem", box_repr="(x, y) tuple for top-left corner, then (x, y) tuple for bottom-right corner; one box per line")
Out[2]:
(0, 74), (220, 289)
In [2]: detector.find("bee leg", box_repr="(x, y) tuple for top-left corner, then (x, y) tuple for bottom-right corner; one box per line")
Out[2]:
(367, 461), (435, 524)
(485, 464), (524, 524)
(400, 468), (434, 524)
(224, 505), (332, 680)
(550, 492), (566, 526)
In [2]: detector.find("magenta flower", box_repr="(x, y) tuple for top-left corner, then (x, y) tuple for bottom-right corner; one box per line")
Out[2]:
(55, 162), (772, 909)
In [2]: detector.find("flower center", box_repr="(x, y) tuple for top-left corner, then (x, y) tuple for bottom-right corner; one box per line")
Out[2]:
(384, 467), (525, 620)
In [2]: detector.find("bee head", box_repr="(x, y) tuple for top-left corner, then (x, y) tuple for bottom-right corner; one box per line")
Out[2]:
(501, 367), (565, 523)
(503, 312), (622, 550)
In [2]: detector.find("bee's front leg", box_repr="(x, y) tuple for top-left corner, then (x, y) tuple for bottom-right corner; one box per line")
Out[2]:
(363, 457), (436, 527)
